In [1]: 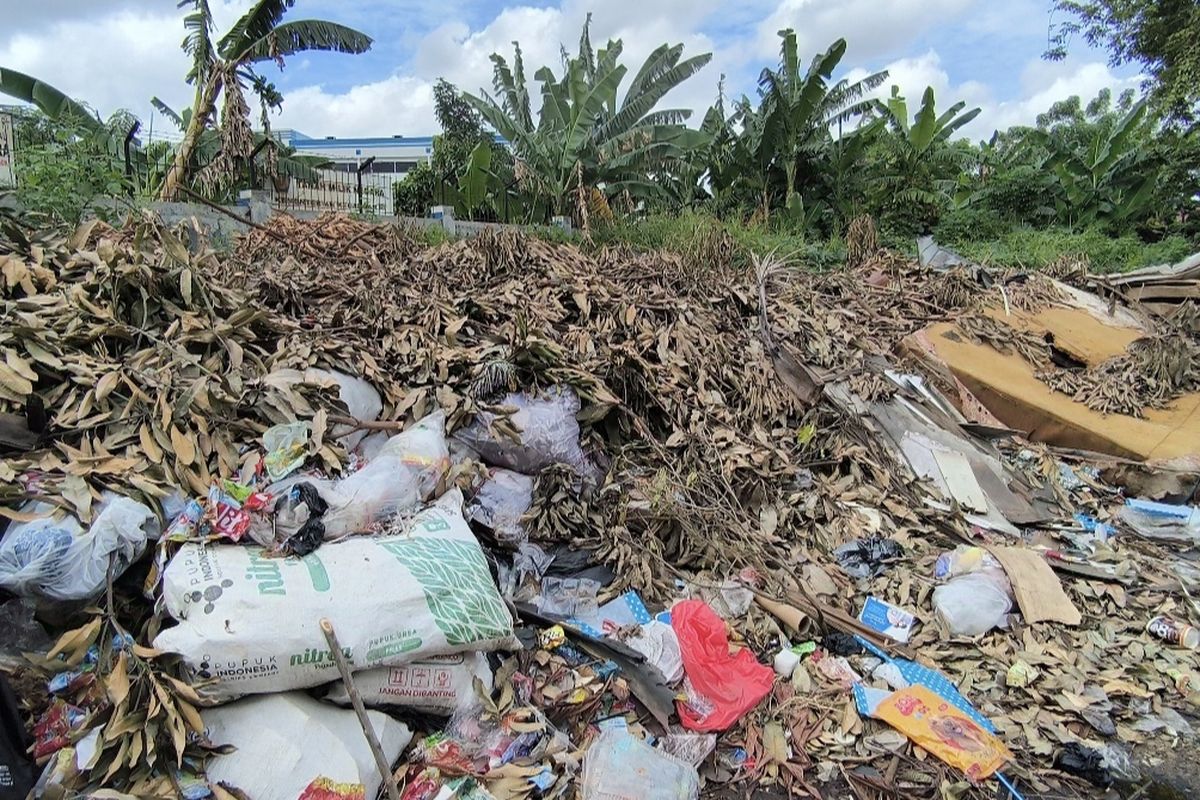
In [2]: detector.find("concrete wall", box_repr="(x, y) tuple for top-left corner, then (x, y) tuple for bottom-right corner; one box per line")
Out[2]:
(101, 197), (572, 244)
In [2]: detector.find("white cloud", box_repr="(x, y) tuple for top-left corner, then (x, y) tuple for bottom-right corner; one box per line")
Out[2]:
(847, 50), (1141, 141)
(757, 0), (977, 63)
(277, 3), (725, 137)
(282, 76), (436, 137)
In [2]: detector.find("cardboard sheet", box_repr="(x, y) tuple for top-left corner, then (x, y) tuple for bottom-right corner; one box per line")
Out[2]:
(909, 303), (1200, 460)
(988, 545), (1082, 626)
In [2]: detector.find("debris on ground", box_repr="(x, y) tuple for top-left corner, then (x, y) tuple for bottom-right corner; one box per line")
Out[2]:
(2, 210), (1200, 800)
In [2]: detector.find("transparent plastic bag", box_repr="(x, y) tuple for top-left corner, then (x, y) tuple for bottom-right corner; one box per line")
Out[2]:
(537, 576), (599, 619)
(0, 497), (154, 601)
(932, 571), (1012, 636)
(250, 411), (450, 547)
(581, 729), (698, 800)
(454, 386), (599, 483)
(466, 469), (534, 546)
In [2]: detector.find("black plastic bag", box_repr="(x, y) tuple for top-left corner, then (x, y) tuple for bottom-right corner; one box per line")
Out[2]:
(0, 673), (34, 800)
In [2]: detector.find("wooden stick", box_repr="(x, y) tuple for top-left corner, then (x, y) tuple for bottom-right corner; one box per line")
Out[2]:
(327, 414), (409, 432)
(319, 618), (402, 800)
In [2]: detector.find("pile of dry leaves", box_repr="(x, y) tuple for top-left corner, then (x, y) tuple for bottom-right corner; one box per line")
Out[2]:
(2, 210), (1197, 800)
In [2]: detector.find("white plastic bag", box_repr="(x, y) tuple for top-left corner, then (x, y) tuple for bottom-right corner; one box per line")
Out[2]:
(267, 368), (383, 450)
(454, 386), (598, 482)
(154, 489), (517, 701)
(0, 497), (154, 601)
(933, 571), (1012, 636)
(466, 469), (534, 546)
(250, 411), (450, 548)
(324, 652), (492, 714)
(582, 729), (699, 800)
(202, 692), (412, 800)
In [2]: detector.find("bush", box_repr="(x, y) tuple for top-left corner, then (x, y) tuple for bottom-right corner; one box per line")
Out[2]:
(949, 226), (1195, 273)
(586, 211), (845, 271)
(14, 125), (129, 225)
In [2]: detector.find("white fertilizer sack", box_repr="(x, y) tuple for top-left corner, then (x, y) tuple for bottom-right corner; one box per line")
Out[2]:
(154, 489), (517, 701)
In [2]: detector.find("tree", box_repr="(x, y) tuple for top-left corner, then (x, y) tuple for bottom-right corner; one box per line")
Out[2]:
(757, 31), (887, 210)
(395, 79), (515, 219)
(1032, 97), (1161, 229)
(1047, 0), (1200, 126)
(464, 15), (711, 217)
(159, 0), (371, 199)
(870, 86), (980, 230)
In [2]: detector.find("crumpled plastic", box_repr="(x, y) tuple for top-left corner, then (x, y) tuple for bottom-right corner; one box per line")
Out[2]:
(0, 497), (155, 601)
(465, 469), (534, 546)
(250, 411), (449, 548)
(1054, 742), (1111, 787)
(581, 729), (698, 800)
(453, 386), (601, 484)
(833, 536), (903, 579)
(672, 600), (774, 732)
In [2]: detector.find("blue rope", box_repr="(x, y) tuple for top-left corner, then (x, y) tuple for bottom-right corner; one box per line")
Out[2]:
(996, 772), (1026, 800)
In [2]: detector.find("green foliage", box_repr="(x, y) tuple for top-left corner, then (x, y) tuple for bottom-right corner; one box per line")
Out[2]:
(0, 68), (102, 132)
(870, 86), (980, 232)
(703, 30), (887, 232)
(395, 79), (515, 220)
(464, 14), (711, 217)
(587, 210), (846, 271)
(946, 226), (1194, 273)
(1048, 0), (1200, 126)
(12, 121), (129, 224)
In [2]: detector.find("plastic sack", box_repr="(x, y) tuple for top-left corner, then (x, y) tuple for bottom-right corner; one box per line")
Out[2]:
(454, 386), (598, 482)
(154, 489), (518, 701)
(465, 469), (534, 546)
(933, 545), (1000, 580)
(672, 600), (774, 731)
(324, 653), (492, 714)
(932, 571), (1012, 636)
(202, 692), (412, 800)
(250, 411), (450, 548)
(581, 729), (698, 800)
(0, 497), (154, 601)
(268, 368), (382, 451)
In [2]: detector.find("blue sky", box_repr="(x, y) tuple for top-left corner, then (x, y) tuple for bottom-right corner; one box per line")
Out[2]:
(1, 1), (1140, 142)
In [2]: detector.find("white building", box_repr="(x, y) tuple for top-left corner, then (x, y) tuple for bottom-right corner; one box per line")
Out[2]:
(276, 129), (435, 179)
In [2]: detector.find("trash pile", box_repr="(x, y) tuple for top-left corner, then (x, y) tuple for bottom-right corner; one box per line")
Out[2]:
(1, 209), (1198, 800)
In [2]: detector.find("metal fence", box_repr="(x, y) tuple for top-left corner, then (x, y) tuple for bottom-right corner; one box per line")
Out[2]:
(6, 118), (396, 216)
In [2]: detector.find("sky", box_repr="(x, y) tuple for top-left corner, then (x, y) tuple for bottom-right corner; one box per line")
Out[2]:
(0, 0), (1142, 143)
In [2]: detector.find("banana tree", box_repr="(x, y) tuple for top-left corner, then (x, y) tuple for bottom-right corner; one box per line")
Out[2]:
(1034, 99), (1159, 227)
(757, 31), (888, 209)
(0, 68), (102, 133)
(160, 0), (371, 199)
(464, 16), (711, 216)
(872, 86), (980, 212)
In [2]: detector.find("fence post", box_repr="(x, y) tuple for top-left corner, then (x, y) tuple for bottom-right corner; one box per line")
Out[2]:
(123, 122), (140, 197)
(356, 157), (376, 214)
(248, 138), (270, 189)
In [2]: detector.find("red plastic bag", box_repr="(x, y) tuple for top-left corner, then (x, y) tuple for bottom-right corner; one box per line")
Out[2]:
(672, 599), (774, 731)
